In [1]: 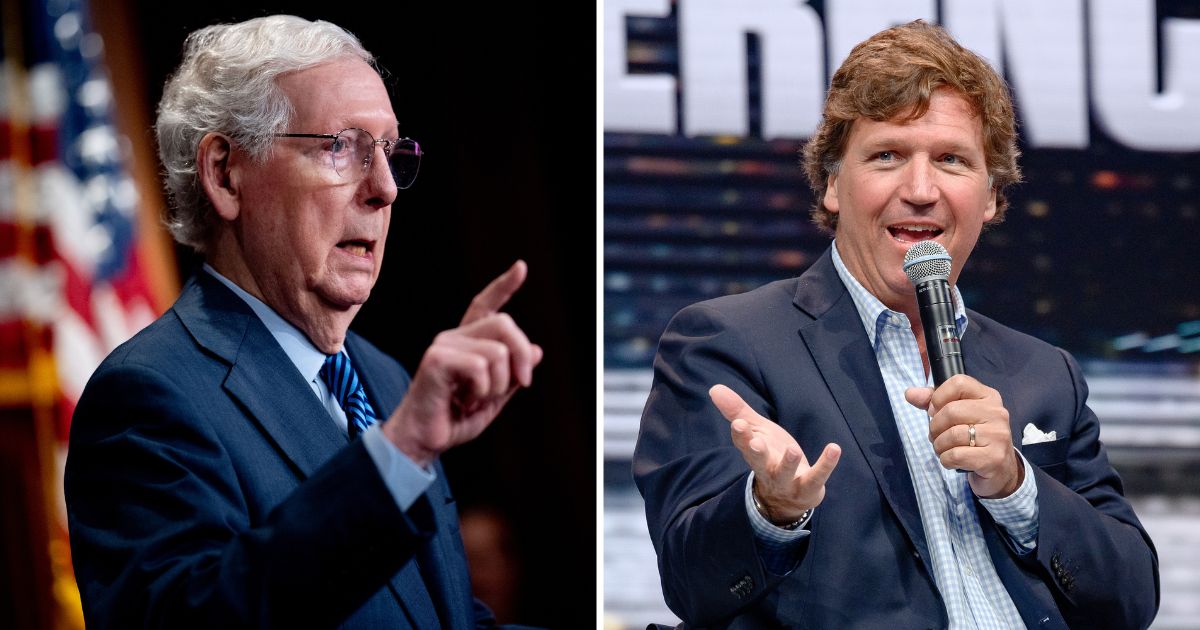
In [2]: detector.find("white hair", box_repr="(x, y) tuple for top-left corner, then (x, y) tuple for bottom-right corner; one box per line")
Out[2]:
(155, 15), (375, 251)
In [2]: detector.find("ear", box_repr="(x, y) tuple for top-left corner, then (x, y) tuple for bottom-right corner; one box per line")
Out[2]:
(823, 172), (840, 214)
(196, 133), (241, 221)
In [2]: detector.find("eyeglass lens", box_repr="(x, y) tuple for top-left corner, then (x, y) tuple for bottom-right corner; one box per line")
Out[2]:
(389, 138), (421, 190)
(332, 128), (422, 189)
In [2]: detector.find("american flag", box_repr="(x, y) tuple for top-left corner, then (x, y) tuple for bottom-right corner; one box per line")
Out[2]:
(1, 0), (169, 624)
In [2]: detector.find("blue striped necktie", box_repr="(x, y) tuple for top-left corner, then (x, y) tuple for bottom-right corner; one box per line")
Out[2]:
(319, 352), (378, 440)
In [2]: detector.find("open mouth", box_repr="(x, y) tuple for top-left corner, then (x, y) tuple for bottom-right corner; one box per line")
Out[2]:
(337, 240), (373, 258)
(887, 225), (943, 243)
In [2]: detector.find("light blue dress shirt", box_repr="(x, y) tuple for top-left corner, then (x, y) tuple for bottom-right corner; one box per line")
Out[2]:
(746, 243), (1038, 629)
(204, 264), (435, 512)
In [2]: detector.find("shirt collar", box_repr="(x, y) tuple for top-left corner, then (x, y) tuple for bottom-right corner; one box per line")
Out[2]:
(203, 263), (331, 384)
(829, 240), (968, 347)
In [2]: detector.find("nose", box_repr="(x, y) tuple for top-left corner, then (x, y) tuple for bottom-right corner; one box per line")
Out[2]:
(361, 144), (398, 209)
(900, 158), (940, 207)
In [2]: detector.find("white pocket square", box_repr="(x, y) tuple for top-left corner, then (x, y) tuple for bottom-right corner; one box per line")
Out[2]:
(1022, 423), (1057, 445)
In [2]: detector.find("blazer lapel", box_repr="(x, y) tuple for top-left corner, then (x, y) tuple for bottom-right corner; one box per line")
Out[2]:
(793, 250), (933, 569)
(177, 276), (448, 626)
(175, 273), (345, 478)
(960, 318), (1019, 449)
(961, 316), (1069, 628)
(347, 333), (409, 418)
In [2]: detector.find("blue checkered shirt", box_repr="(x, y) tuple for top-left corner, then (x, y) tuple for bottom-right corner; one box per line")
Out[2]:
(747, 242), (1038, 629)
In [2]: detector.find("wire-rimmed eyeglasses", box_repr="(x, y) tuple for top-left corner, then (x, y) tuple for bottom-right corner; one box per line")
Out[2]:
(274, 128), (422, 189)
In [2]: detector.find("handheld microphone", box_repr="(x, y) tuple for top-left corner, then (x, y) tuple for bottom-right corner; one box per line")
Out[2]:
(903, 241), (963, 387)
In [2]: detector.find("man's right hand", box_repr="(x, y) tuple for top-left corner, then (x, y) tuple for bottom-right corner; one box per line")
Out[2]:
(382, 261), (543, 468)
(709, 384), (841, 526)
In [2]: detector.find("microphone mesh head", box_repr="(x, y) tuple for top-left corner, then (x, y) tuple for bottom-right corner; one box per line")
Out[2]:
(903, 241), (952, 285)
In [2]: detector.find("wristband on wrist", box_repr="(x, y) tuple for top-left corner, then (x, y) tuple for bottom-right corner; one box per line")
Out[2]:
(752, 484), (812, 531)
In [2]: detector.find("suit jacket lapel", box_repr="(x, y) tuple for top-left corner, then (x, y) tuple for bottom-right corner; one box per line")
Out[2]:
(178, 276), (457, 627)
(181, 277), (449, 626)
(961, 316), (1067, 628)
(793, 250), (933, 568)
(347, 334), (408, 418)
(960, 318), (1016, 447)
(175, 273), (346, 478)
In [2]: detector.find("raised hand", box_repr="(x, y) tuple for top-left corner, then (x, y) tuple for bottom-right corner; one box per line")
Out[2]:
(383, 261), (543, 467)
(709, 384), (841, 525)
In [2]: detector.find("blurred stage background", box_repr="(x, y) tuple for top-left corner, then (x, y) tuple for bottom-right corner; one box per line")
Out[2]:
(0, 0), (595, 628)
(604, 1), (1200, 628)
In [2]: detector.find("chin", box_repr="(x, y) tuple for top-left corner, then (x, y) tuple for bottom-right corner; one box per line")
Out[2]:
(315, 287), (372, 311)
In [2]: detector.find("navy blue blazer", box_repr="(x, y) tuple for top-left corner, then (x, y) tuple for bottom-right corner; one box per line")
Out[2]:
(634, 249), (1159, 629)
(66, 271), (493, 629)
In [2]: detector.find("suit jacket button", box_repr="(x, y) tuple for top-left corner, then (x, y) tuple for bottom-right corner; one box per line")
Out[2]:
(728, 575), (754, 598)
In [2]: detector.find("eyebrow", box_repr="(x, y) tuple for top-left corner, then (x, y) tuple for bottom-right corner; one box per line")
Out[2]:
(330, 119), (402, 135)
(858, 137), (983, 157)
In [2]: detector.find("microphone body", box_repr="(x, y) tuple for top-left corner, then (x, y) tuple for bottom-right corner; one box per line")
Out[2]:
(914, 277), (964, 386)
(903, 241), (964, 387)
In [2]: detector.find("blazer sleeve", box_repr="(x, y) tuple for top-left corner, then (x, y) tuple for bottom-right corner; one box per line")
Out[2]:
(65, 360), (437, 630)
(1017, 348), (1160, 629)
(633, 301), (801, 625)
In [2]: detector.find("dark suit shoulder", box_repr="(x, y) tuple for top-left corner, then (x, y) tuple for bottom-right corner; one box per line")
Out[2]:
(672, 277), (805, 332)
(95, 306), (175, 362)
(93, 272), (254, 378)
(966, 308), (1070, 362)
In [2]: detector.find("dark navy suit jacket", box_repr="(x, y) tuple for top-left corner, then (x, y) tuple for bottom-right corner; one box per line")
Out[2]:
(66, 271), (493, 629)
(634, 249), (1159, 629)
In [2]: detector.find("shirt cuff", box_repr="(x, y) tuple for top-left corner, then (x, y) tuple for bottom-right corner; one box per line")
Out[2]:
(362, 424), (437, 511)
(978, 452), (1039, 553)
(744, 473), (810, 574)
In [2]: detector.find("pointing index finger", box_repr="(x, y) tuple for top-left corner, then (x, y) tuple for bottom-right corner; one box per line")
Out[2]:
(461, 260), (527, 326)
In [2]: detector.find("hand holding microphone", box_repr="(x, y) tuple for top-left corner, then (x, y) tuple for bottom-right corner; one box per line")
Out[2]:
(902, 242), (1022, 498)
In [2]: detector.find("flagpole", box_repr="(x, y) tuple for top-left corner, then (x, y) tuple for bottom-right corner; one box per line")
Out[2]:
(89, 0), (179, 311)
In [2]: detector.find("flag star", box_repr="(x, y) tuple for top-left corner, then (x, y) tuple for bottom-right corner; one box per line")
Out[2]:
(77, 77), (113, 115)
(53, 12), (83, 50)
(77, 127), (119, 168)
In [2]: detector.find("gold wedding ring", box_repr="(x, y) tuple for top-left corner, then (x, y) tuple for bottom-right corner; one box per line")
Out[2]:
(967, 424), (977, 447)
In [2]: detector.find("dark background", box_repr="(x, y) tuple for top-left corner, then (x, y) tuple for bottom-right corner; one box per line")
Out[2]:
(127, 2), (596, 626)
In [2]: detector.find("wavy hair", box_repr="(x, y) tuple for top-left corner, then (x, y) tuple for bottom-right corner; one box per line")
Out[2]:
(155, 15), (374, 251)
(801, 20), (1021, 232)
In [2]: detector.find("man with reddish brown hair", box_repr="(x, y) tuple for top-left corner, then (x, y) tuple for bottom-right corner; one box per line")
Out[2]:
(802, 20), (1022, 234)
(636, 20), (1158, 629)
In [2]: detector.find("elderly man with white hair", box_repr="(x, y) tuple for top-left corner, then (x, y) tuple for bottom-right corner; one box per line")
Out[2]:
(65, 15), (542, 629)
